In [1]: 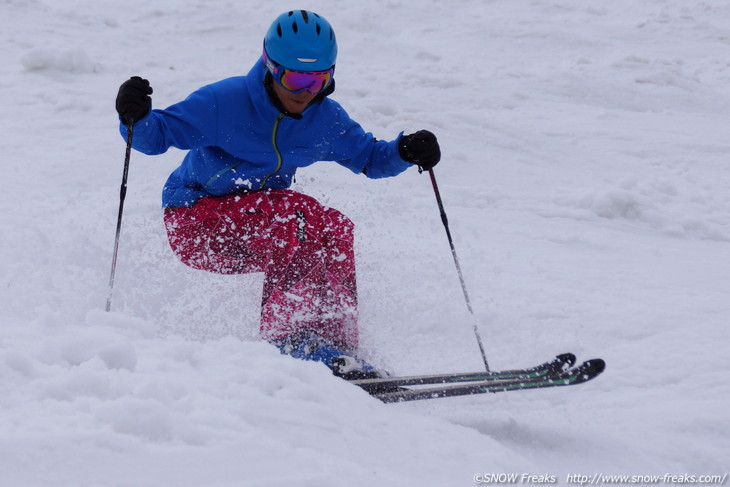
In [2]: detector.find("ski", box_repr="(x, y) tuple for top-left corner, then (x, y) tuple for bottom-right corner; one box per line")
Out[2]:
(369, 358), (605, 403)
(350, 353), (577, 395)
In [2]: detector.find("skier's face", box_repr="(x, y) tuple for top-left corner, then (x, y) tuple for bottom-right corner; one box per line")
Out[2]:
(272, 80), (317, 114)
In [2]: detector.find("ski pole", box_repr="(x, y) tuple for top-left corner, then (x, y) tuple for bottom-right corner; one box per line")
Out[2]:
(427, 168), (490, 371)
(105, 122), (134, 312)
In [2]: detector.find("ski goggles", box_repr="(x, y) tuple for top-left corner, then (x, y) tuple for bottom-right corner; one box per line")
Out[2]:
(263, 51), (334, 95)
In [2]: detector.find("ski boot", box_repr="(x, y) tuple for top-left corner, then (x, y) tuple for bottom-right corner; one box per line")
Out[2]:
(273, 331), (387, 380)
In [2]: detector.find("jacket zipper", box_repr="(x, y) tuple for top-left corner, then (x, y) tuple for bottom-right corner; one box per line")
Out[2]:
(259, 112), (285, 189)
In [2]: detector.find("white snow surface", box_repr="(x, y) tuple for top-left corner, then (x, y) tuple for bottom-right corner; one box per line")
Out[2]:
(2, 1), (729, 485)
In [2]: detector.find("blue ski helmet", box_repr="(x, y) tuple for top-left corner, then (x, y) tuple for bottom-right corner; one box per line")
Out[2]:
(263, 10), (337, 71)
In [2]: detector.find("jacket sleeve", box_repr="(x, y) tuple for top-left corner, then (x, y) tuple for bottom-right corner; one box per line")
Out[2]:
(326, 104), (412, 179)
(118, 85), (219, 155)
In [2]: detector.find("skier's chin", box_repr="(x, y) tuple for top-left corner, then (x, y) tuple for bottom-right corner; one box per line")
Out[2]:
(282, 95), (313, 114)
(273, 83), (315, 114)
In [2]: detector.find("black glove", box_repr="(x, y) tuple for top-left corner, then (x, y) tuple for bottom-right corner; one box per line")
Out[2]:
(399, 130), (441, 171)
(116, 76), (153, 125)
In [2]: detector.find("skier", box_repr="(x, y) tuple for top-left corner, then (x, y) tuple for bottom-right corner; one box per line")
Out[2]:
(115, 10), (440, 379)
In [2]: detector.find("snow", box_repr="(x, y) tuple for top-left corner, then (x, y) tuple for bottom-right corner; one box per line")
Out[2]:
(1, 0), (729, 485)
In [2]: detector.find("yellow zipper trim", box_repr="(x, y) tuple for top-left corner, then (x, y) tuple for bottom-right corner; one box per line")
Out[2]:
(259, 112), (285, 189)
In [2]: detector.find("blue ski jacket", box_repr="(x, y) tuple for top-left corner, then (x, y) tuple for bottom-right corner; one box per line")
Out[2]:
(120, 58), (412, 208)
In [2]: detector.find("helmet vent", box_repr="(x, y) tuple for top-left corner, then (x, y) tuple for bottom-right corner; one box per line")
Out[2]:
(265, 11), (336, 70)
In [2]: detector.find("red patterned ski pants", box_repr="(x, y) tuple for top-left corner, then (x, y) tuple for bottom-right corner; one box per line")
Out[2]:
(163, 190), (358, 349)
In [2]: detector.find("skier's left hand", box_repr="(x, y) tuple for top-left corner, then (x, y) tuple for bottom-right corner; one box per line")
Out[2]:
(399, 130), (441, 171)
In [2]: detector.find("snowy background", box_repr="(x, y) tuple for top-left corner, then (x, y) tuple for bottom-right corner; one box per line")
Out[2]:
(1, 0), (729, 485)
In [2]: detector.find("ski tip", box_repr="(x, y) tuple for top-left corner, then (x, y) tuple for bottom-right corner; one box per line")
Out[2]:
(590, 358), (606, 374)
(571, 358), (606, 384)
(556, 353), (577, 369)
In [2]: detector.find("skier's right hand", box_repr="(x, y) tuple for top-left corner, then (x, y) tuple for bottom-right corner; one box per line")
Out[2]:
(116, 76), (153, 125)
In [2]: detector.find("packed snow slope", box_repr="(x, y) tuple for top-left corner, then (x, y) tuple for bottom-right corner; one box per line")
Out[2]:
(2, 0), (729, 485)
